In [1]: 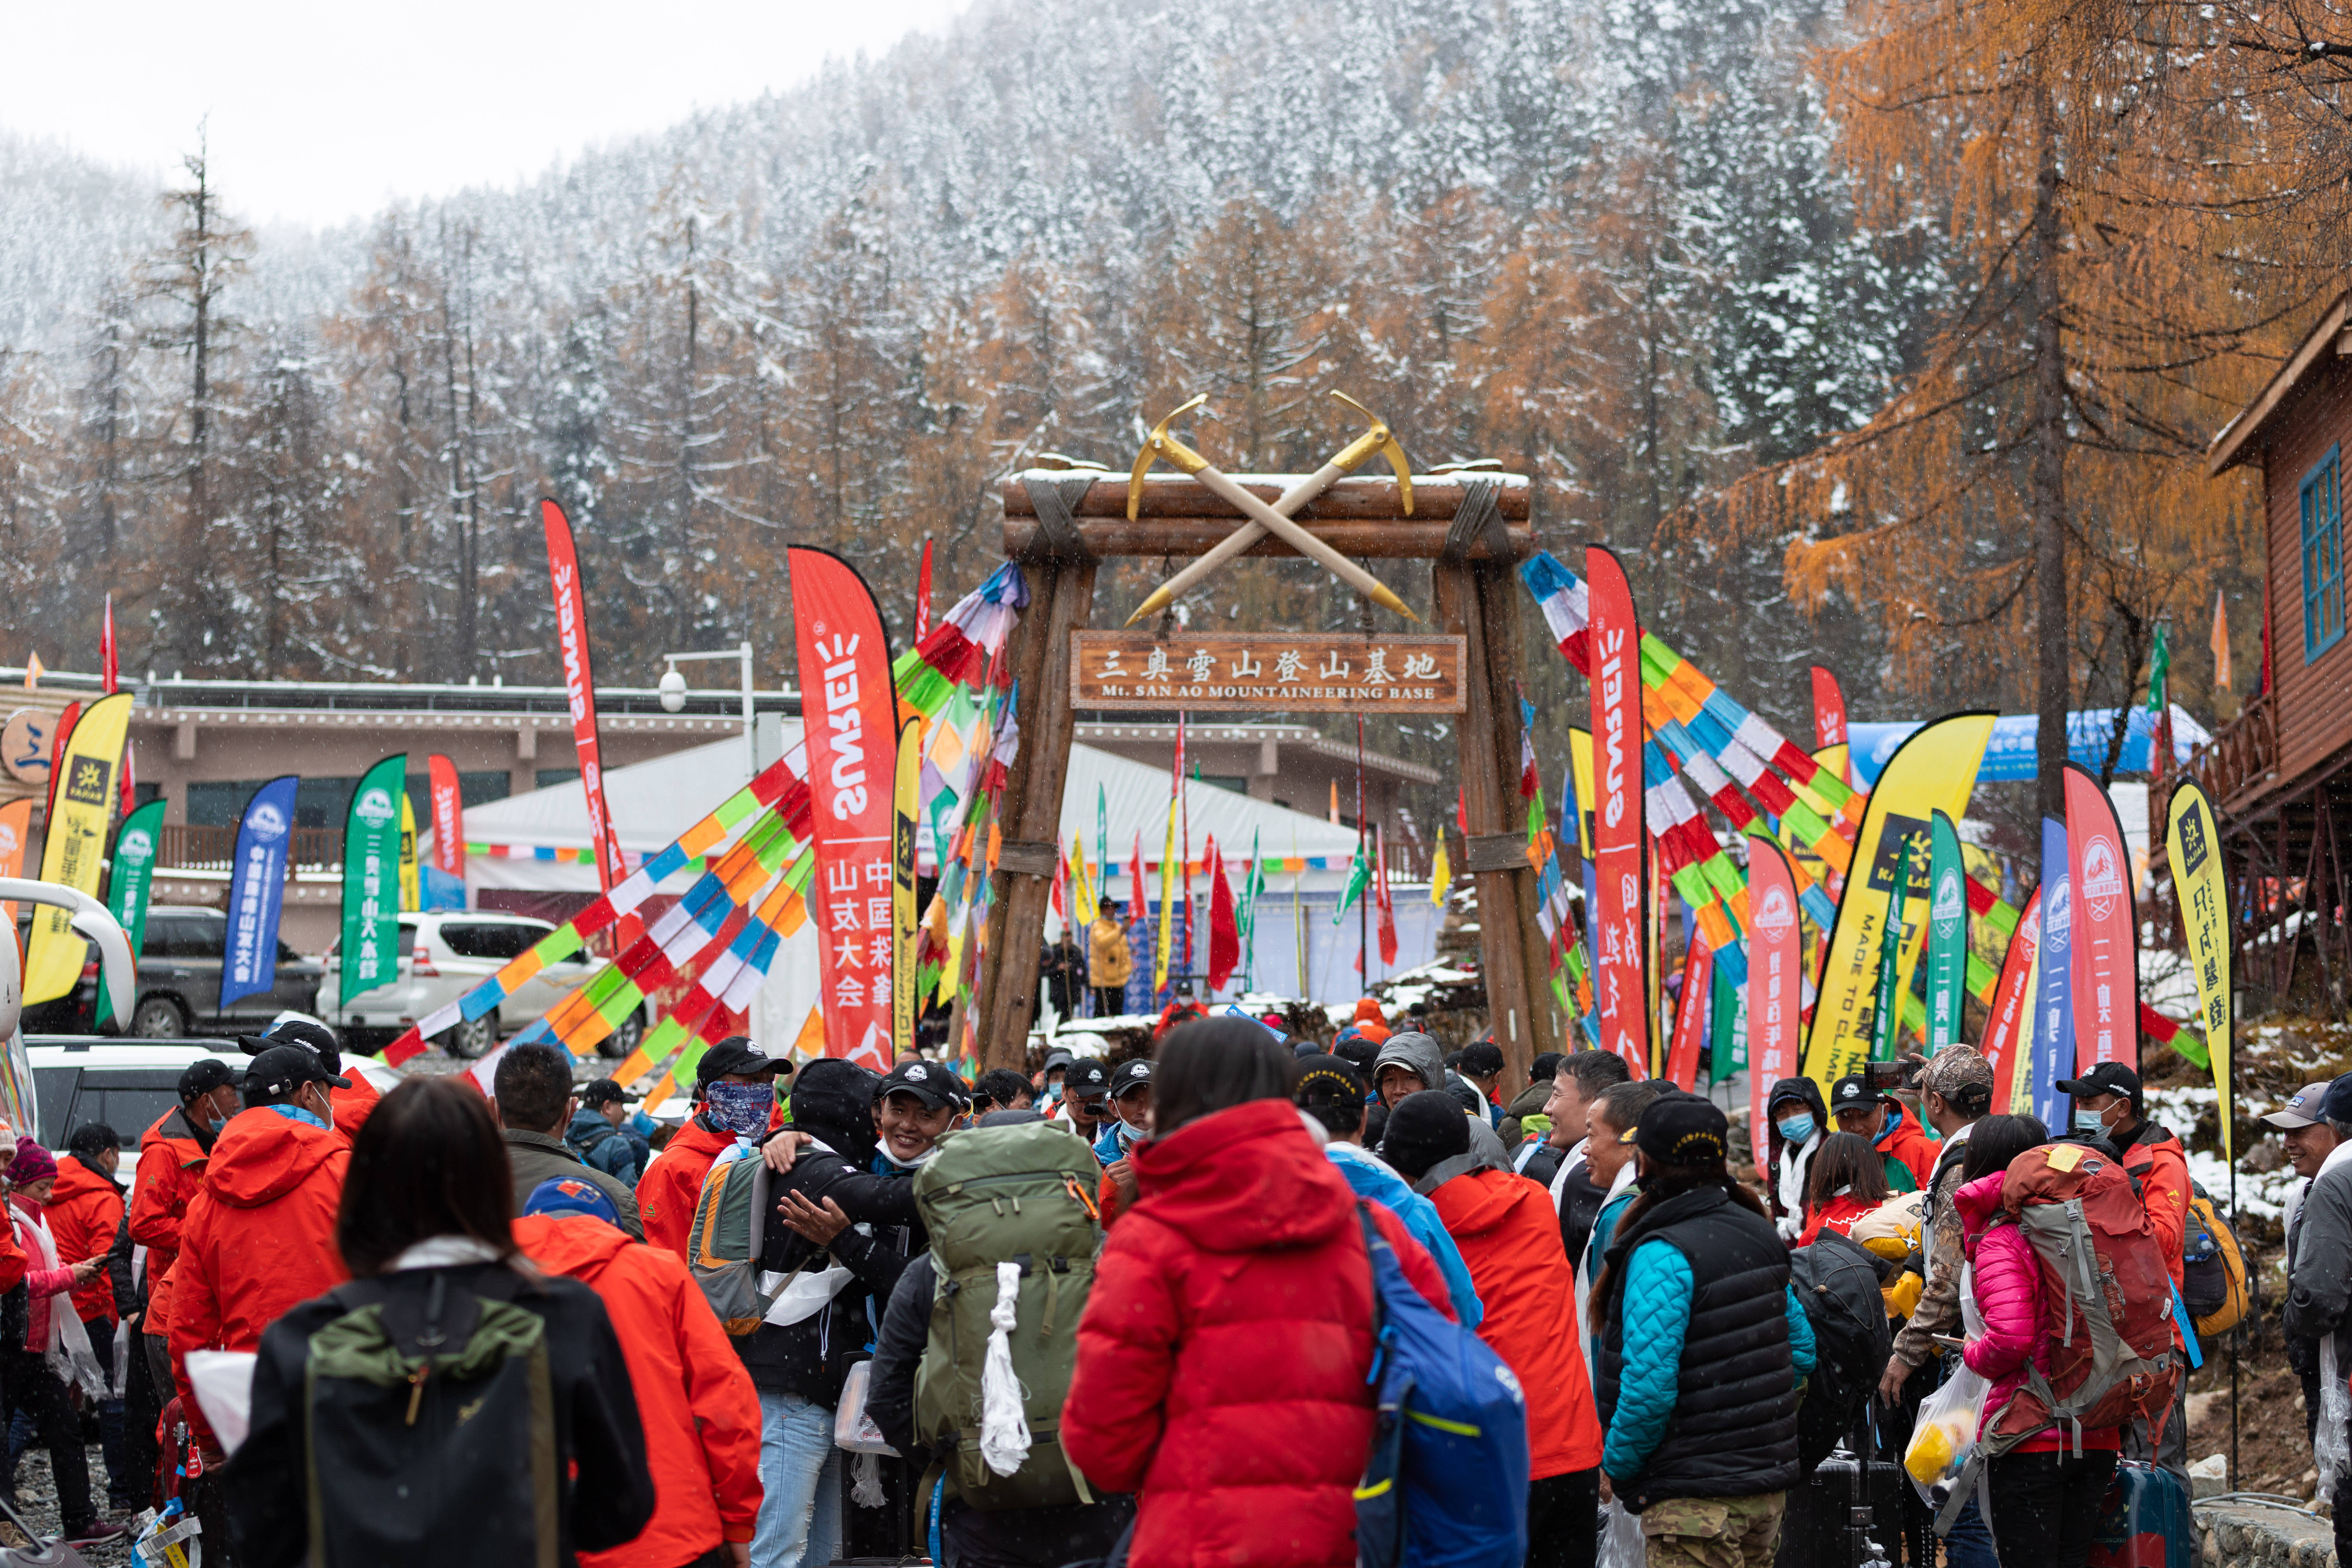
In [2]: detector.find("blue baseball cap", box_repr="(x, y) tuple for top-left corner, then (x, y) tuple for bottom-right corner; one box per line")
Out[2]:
(523, 1176), (620, 1225)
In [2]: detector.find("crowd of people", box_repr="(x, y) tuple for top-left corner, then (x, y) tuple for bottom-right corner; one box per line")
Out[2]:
(0, 995), (2293, 1568)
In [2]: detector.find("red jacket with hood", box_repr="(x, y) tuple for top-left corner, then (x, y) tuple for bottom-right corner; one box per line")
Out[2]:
(1955, 1171), (2121, 1454)
(1062, 1099), (1453, 1568)
(46, 1155), (124, 1324)
(1427, 1168), (1603, 1479)
(129, 1106), (211, 1339)
(635, 1115), (735, 1262)
(329, 1070), (381, 1140)
(168, 1108), (350, 1446)
(1874, 1104), (1939, 1190)
(514, 1214), (762, 1567)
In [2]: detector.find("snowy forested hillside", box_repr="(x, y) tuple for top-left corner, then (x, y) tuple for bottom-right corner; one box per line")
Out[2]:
(0, 0), (1937, 743)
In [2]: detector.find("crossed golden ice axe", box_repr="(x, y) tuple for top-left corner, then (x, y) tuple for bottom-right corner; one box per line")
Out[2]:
(1123, 391), (1419, 625)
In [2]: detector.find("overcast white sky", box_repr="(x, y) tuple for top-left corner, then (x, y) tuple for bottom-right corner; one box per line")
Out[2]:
(0, 0), (972, 229)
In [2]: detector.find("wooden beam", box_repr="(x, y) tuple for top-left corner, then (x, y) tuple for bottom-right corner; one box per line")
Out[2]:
(1004, 473), (1530, 520)
(1001, 474), (1531, 560)
(1004, 515), (1531, 562)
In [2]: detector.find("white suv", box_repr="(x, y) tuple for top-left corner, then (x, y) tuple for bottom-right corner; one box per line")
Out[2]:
(317, 911), (647, 1059)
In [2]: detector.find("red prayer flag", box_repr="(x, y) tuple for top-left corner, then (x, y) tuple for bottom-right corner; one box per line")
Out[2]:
(1206, 836), (1239, 992)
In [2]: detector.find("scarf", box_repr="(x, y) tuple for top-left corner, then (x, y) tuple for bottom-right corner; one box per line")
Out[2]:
(1775, 1129), (1822, 1242)
(388, 1235), (505, 1270)
(12, 1199), (103, 1399)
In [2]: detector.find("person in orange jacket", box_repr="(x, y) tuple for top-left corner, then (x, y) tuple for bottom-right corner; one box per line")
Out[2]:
(1829, 1074), (1936, 1192)
(50, 1124), (138, 1513)
(638, 1039), (788, 1260)
(168, 1046), (352, 1462)
(242, 1017), (379, 1138)
(129, 1059), (242, 1396)
(517, 1176), (761, 1568)
(1382, 1091), (1605, 1568)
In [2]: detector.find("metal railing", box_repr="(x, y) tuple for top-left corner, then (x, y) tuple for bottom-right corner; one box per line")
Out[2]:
(154, 825), (345, 872)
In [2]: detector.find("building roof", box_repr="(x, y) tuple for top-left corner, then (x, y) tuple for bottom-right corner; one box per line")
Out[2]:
(0, 669), (798, 721)
(2208, 290), (2352, 476)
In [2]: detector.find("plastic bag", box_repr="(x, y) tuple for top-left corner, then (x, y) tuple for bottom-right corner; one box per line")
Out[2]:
(1598, 1500), (1643, 1568)
(1904, 1361), (1988, 1501)
(832, 1360), (898, 1455)
(2319, 1337), (2351, 1498)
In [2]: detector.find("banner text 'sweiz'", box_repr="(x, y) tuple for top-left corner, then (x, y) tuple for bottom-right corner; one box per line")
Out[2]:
(221, 776), (300, 1010)
(1584, 545), (1649, 1077)
(540, 499), (626, 893)
(340, 754), (408, 1003)
(788, 546), (900, 1070)
(24, 692), (132, 1005)
(427, 754), (466, 878)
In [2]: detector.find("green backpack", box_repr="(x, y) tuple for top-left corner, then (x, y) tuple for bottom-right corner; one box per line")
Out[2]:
(688, 1149), (779, 1336)
(911, 1120), (1105, 1510)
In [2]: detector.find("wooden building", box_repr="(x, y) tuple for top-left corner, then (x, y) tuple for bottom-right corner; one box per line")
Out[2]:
(2194, 290), (2352, 1006)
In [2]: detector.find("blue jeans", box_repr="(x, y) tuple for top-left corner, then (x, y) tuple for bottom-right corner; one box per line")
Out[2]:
(1945, 1492), (1997, 1568)
(754, 1389), (840, 1568)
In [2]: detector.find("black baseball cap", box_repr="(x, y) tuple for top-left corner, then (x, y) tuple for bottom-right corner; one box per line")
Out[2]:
(1108, 1059), (1154, 1100)
(579, 1078), (638, 1109)
(2054, 1063), (2142, 1108)
(1041, 1050), (1076, 1076)
(1291, 1054), (1367, 1107)
(1458, 1040), (1505, 1078)
(178, 1059), (238, 1101)
(695, 1037), (788, 1086)
(250, 1018), (342, 1070)
(1063, 1058), (1111, 1102)
(873, 1059), (969, 1112)
(244, 1044), (350, 1105)
(1829, 1074), (1887, 1112)
(1634, 1092), (1729, 1168)
(2320, 1077), (2352, 1127)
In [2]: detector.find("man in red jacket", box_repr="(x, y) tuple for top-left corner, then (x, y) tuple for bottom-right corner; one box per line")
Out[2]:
(50, 1124), (136, 1513)
(242, 1017), (379, 1138)
(638, 1039), (788, 1260)
(1830, 1074), (1936, 1191)
(517, 1177), (761, 1568)
(169, 1046), (352, 1461)
(1385, 1091), (1605, 1568)
(129, 1059), (241, 1396)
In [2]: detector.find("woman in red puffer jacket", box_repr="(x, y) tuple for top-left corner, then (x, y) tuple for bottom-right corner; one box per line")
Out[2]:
(1062, 1018), (1454, 1568)
(1954, 1113), (2119, 1568)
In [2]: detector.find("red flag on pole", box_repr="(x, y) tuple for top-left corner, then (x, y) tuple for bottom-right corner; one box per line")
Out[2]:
(1666, 937), (1713, 1090)
(1206, 836), (1239, 992)
(1375, 824), (1398, 968)
(915, 537), (934, 646)
(1587, 545), (1651, 1076)
(99, 598), (118, 693)
(2064, 764), (2137, 1070)
(1745, 832), (1803, 1173)
(1809, 666), (1847, 751)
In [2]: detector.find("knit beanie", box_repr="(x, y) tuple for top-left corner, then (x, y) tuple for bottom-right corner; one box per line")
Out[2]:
(6, 1143), (57, 1187)
(1382, 1090), (1471, 1181)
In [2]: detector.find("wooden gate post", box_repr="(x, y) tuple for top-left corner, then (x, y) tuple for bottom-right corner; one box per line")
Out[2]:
(1433, 559), (1561, 1083)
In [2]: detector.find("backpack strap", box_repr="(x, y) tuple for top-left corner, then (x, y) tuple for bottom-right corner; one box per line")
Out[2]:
(1411, 1153), (1483, 1197)
(1354, 1203), (1393, 1386)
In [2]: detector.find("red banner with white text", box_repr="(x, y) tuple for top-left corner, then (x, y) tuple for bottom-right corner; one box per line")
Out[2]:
(2064, 764), (2137, 1070)
(1982, 885), (2042, 1111)
(427, 753), (466, 878)
(1746, 833), (1803, 1178)
(1586, 546), (1649, 1076)
(790, 546), (900, 1070)
(1810, 665), (1847, 751)
(540, 499), (626, 894)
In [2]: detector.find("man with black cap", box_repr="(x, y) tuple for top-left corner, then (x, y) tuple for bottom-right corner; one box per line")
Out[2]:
(169, 1046), (354, 1468)
(494, 1042), (646, 1239)
(1051, 1057), (1114, 1158)
(568, 1077), (653, 1184)
(2287, 1075), (2352, 1562)
(1093, 1059), (1154, 1164)
(2274, 1081), (2344, 1454)
(637, 1037), (787, 1260)
(1454, 1037), (1509, 1129)
(246, 1015), (377, 1137)
(128, 1057), (242, 1400)
(1828, 1073), (1930, 1192)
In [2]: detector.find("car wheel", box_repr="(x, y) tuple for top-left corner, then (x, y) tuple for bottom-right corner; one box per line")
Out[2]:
(598, 1009), (644, 1061)
(443, 1012), (499, 1059)
(131, 997), (186, 1039)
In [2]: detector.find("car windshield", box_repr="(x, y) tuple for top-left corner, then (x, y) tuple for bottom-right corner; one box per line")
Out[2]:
(439, 922), (551, 961)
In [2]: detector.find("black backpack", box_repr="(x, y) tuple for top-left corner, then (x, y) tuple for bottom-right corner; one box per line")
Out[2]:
(298, 1270), (563, 1568)
(1787, 1231), (1894, 1474)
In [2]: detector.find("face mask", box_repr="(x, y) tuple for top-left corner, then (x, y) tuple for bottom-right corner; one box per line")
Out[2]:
(705, 1081), (775, 1139)
(2073, 1107), (2108, 1136)
(1776, 1114), (1816, 1144)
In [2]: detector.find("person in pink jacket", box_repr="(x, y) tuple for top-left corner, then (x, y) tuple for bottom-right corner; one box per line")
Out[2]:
(3, 1143), (120, 1547)
(1952, 1113), (2120, 1568)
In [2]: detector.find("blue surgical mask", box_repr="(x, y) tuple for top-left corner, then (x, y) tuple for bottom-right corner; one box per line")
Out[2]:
(705, 1081), (775, 1140)
(1776, 1114), (1816, 1144)
(2073, 1108), (2107, 1136)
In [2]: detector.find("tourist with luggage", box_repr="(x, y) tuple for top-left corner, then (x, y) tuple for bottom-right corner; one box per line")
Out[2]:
(225, 1075), (655, 1568)
(2283, 1075), (2352, 1564)
(865, 1109), (1134, 1566)
(2, 1142), (121, 1548)
(1384, 1091), (1603, 1568)
(641, 1039), (790, 1257)
(1590, 1093), (1813, 1568)
(1061, 1017), (1456, 1568)
(569, 1079), (655, 1186)
(516, 1176), (762, 1568)
(1797, 1132), (1892, 1245)
(496, 1042), (646, 1239)
(1762, 1077), (1828, 1243)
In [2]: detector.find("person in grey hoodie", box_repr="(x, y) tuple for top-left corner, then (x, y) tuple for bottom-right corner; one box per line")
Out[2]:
(2286, 1074), (2352, 1568)
(1369, 1031), (1511, 1171)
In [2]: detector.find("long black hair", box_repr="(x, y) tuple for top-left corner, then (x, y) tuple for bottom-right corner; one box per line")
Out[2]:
(1152, 1018), (1293, 1136)
(1960, 1113), (2051, 1183)
(338, 1077), (519, 1277)
(1806, 1131), (1891, 1212)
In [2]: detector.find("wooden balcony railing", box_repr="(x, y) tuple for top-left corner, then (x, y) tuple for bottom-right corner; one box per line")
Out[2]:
(153, 824), (346, 873)
(2187, 692), (2277, 811)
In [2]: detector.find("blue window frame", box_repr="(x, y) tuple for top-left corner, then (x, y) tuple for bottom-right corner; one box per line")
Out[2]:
(2303, 445), (2345, 661)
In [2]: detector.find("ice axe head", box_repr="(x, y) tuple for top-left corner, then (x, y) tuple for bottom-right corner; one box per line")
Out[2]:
(1127, 394), (1210, 520)
(1326, 390), (1413, 515)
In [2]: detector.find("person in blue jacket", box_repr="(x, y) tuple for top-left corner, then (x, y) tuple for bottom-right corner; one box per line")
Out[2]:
(565, 1077), (652, 1184)
(1291, 1054), (1483, 1328)
(1591, 1092), (1813, 1564)
(1094, 1058), (1155, 1165)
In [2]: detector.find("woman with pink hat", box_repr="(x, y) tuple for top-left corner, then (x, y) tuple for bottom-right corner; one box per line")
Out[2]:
(2, 1142), (122, 1546)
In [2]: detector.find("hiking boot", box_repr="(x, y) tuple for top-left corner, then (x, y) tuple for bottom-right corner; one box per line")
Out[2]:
(63, 1518), (128, 1547)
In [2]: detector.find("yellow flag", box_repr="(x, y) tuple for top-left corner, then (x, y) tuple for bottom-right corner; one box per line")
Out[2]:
(1069, 833), (1099, 928)
(2167, 780), (2235, 1157)
(1153, 797), (1179, 992)
(1800, 712), (1996, 1094)
(398, 793), (421, 911)
(24, 692), (132, 1003)
(892, 717), (921, 1057)
(1430, 834), (1451, 906)
(1568, 728), (1596, 858)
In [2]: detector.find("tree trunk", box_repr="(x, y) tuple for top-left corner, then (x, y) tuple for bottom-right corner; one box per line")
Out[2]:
(2030, 96), (2070, 822)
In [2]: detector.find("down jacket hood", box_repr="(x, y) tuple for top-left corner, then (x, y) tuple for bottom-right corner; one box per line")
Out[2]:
(788, 1059), (882, 1164)
(1130, 1097), (1354, 1253)
(1953, 1170), (2008, 1241)
(1371, 1031), (1447, 1094)
(1766, 1077), (1828, 1138)
(515, 1210), (633, 1281)
(1423, 1163), (1520, 1238)
(203, 1107), (347, 1208)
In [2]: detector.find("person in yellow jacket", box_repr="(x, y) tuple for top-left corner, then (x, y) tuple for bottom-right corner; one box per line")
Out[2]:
(1088, 900), (1132, 1016)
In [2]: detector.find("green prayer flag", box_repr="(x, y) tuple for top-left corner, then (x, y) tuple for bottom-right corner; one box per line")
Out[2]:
(1332, 841), (1371, 924)
(2147, 622), (2171, 715)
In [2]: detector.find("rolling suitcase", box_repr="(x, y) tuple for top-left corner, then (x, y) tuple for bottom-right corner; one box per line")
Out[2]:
(2088, 1459), (2195, 1568)
(1775, 1439), (1901, 1568)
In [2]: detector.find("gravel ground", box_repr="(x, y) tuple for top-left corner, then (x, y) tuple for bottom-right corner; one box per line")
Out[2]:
(4, 1442), (133, 1566)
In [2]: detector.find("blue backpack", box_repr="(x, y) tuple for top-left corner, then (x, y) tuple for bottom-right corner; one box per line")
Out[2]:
(1352, 1203), (1530, 1568)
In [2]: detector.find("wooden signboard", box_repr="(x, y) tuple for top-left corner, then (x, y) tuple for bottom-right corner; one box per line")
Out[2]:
(1069, 632), (1467, 713)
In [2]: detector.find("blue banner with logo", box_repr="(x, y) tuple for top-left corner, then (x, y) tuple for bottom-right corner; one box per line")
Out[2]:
(1848, 704), (2212, 788)
(221, 775), (299, 1010)
(2028, 815), (2073, 1131)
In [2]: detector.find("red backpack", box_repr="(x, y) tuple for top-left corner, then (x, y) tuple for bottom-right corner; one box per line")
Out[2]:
(1935, 1142), (2178, 1534)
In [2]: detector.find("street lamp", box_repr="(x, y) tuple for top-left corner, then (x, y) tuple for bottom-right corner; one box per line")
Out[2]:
(658, 642), (757, 777)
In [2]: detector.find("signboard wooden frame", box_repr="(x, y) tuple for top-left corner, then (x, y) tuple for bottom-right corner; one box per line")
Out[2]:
(1069, 632), (1467, 713)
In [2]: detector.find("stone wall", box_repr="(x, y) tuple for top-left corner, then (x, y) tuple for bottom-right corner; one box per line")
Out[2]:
(2200, 1498), (2336, 1568)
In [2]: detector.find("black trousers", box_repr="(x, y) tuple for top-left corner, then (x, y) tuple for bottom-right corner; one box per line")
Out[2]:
(1091, 986), (1125, 1018)
(1527, 1467), (1599, 1568)
(1986, 1448), (2119, 1568)
(119, 1322), (159, 1513)
(0, 1349), (94, 1531)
